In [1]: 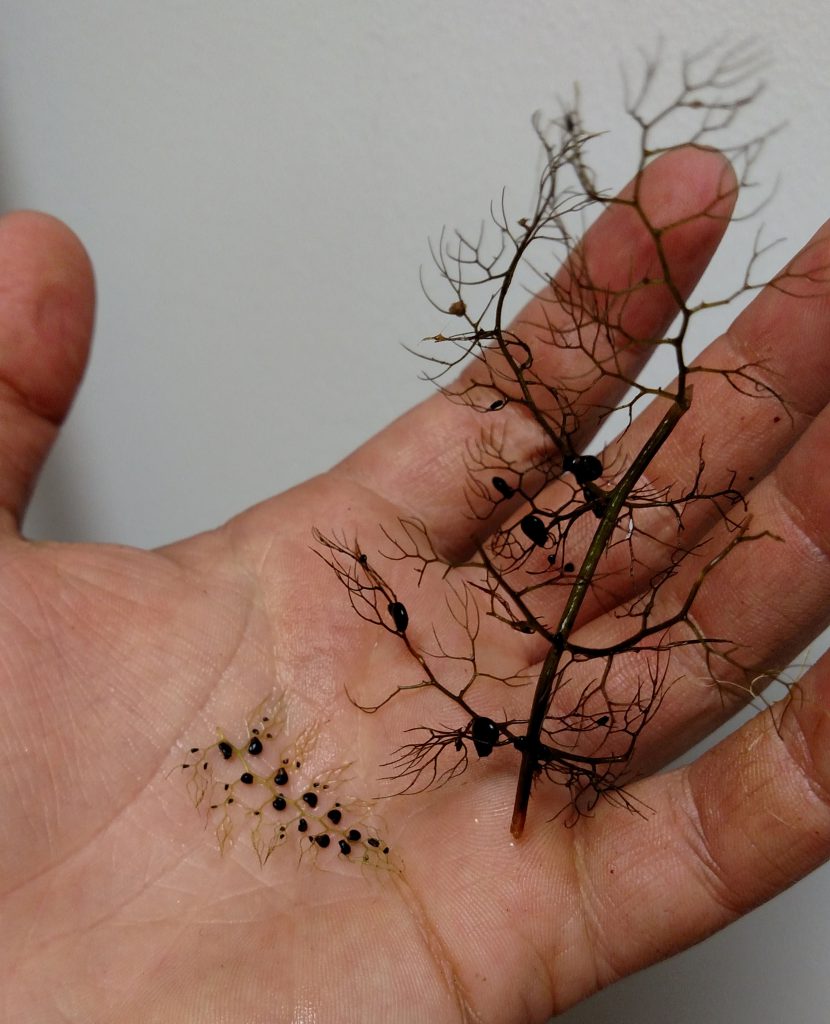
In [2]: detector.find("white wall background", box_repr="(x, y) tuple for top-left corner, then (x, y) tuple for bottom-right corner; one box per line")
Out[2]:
(1, 2), (828, 1021)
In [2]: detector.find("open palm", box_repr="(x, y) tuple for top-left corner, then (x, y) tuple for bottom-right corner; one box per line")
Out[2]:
(2, 147), (829, 1024)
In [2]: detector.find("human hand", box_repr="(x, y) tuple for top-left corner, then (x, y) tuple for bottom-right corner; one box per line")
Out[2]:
(1, 145), (828, 1024)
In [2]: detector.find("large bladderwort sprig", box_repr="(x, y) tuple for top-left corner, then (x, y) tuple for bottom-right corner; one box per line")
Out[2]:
(316, 42), (810, 837)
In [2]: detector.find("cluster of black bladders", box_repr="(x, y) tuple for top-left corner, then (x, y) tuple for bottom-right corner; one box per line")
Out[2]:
(509, 457), (603, 550)
(183, 719), (392, 866)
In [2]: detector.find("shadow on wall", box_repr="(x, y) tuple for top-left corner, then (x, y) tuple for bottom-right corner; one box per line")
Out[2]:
(23, 434), (100, 544)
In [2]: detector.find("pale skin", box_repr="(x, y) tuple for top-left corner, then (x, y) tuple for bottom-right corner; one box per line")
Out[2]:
(1, 147), (829, 1024)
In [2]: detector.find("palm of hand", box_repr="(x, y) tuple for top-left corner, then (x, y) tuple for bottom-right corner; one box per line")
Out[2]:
(1, 476), (591, 1024)
(2, 143), (830, 1024)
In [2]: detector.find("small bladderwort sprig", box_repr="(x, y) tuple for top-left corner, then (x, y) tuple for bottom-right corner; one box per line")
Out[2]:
(180, 692), (395, 868)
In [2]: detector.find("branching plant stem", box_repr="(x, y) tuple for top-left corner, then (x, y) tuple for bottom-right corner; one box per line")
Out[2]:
(511, 393), (688, 835)
(317, 42), (807, 837)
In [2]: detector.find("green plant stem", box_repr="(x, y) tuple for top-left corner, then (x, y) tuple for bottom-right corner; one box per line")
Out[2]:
(510, 391), (689, 838)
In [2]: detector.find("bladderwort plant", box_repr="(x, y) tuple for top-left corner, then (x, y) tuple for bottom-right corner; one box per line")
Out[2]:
(314, 42), (821, 840)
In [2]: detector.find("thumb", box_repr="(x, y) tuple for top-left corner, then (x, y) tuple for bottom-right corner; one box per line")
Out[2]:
(0, 211), (95, 533)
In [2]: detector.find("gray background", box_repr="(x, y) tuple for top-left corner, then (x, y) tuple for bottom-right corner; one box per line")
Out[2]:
(2, 2), (828, 1021)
